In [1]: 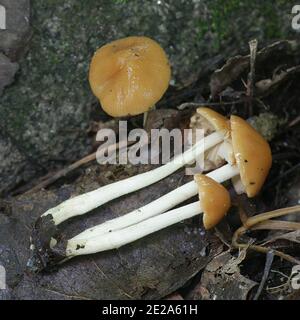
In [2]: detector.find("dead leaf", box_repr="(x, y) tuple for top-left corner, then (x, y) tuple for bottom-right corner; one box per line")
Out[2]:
(255, 66), (300, 97)
(0, 165), (222, 300)
(210, 40), (300, 99)
(210, 55), (249, 99)
(263, 230), (300, 245)
(198, 250), (257, 300)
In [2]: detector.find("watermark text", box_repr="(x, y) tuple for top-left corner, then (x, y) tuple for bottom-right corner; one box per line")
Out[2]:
(0, 265), (6, 290)
(292, 5), (300, 30)
(95, 121), (205, 175)
(0, 5), (6, 30)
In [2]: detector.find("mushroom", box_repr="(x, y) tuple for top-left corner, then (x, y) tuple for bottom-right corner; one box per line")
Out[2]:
(195, 174), (231, 230)
(30, 112), (271, 269)
(69, 114), (271, 245)
(66, 175), (231, 256)
(89, 36), (171, 117)
(230, 115), (272, 197)
(190, 107), (235, 171)
(38, 108), (228, 226)
(70, 162), (238, 243)
(29, 108), (231, 270)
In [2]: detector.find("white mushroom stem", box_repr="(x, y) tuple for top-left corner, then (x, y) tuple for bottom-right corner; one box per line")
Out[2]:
(67, 202), (203, 256)
(71, 164), (239, 242)
(42, 131), (223, 225)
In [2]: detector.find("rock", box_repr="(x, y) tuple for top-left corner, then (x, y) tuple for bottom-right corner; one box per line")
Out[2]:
(0, 53), (18, 95)
(0, 167), (221, 300)
(0, 0), (31, 194)
(0, 134), (35, 194)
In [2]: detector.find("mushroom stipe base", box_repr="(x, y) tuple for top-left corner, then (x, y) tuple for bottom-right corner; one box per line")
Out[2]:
(28, 215), (67, 272)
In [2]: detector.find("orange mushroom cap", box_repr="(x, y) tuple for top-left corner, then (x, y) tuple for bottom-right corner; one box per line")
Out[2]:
(230, 115), (272, 198)
(190, 107), (234, 171)
(89, 36), (171, 117)
(194, 174), (231, 229)
(196, 107), (230, 137)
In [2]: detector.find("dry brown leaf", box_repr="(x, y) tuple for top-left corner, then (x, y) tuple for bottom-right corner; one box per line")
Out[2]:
(210, 40), (300, 98)
(263, 230), (300, 246)
(255, 66), (300, 97)
(197, 251), (257, 300)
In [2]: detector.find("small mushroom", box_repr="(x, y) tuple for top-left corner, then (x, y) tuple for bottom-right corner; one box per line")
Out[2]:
(230, 115), (272, 197)
(38, 108), (228, 226)
(191, 107), (231, 136)
(29, 110), (272, 269)
(70, 114), (270, 244)
(89, 36), (171, 117)
(195, 174), (231, 230)
(190, 107), (234, 171)
(29, 108), (230, 270)
(66, 176), (231, 256)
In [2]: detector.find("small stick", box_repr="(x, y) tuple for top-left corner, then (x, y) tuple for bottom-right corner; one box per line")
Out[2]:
(232, 205), (300, 265)
(247, 39), (258, 116)
(253, 250), (274, 300)
(143, 105), (156, 127)
(177, 99), (246, 110)
(251, 220), (300, 231)
(243, 205), (300, 229)
(288, 115), (300, 127)
(24, 139), (131, 195)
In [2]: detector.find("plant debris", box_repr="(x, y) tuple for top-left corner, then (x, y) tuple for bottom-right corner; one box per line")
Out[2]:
(196, 251), (257, 300)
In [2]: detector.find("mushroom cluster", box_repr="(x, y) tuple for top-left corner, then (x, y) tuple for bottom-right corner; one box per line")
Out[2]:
(66, 109), (271, 256)
(30, 105), (272, 270)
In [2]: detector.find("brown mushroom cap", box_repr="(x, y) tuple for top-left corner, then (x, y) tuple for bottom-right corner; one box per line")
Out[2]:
(230, 115), (272, 198)
(196, 107), (230, 137)
(89, 36), (171, 117)
(194, 174), (231, 229)
(190, 107), (234, 171)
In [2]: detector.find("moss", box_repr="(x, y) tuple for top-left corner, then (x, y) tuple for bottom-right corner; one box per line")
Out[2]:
(196, 0), (292, 53)
(248, 112), (285, 141)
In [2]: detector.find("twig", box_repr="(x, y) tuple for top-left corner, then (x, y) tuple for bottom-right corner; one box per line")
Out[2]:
(233, 237), (300, 265)
(251, 220), (300, 231)
(242, 205), (300, 229)
(247, 39), (258, 116)
(232, 205), (300, 265)
(177, 99), (246, 110)
(288, 115), (300, 128)
(253, 250), (274, 300)
(23, 139), (132, 195)
(21, 152), (96, 195)
(266, 270), (292, 295)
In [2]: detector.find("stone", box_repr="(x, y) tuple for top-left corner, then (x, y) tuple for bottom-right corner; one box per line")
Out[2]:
(0, 53), (18, 95)
(0, 133), (35, 194)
